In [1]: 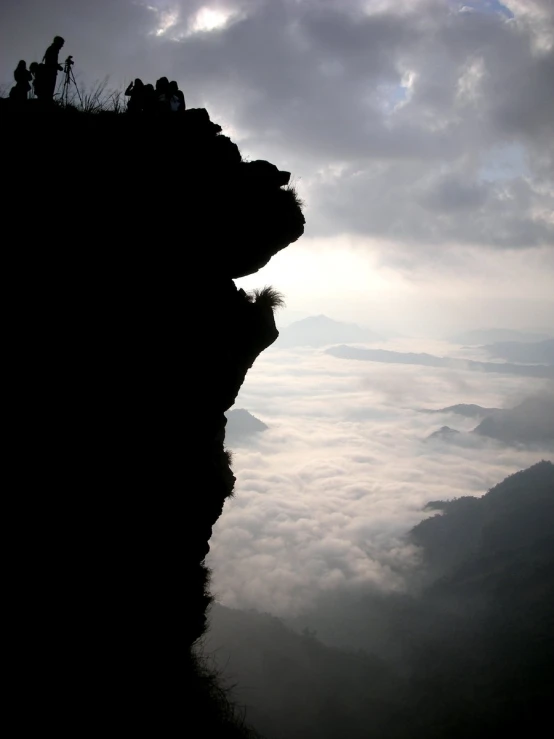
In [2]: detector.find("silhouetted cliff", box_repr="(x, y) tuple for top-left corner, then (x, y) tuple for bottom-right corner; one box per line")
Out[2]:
(2, 100), (304, 732)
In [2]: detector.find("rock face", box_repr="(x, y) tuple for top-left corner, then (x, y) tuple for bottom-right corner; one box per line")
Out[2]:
(2, 101), (304, 730)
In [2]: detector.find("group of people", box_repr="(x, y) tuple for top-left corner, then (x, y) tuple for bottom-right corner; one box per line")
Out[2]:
(125, 77), (186, 114)
(9, 35), (187, 114)
(10, 36), (66, 102)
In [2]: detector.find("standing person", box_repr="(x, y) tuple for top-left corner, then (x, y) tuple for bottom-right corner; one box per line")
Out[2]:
(29, 62), (47, 100)
(9, 61), (33, 102)
(143, 83), (157, 114)
(125, 78), (145, 113)
(42, 36), (65, 100)
(155, 77), (170, 112)
(168, 81), (185, 112)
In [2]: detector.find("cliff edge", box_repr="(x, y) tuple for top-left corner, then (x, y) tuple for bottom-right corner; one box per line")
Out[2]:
(2, 101), (304, 733)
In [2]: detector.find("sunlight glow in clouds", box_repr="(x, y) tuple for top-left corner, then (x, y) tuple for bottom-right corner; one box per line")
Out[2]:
(503, 0), (554, 52)
(190, 7), (233, 34)
(236, 239), (400, 306)
(148, 3), (234, 40)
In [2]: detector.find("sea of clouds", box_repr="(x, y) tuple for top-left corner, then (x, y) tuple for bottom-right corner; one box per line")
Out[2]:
(208, 339), (554, 616)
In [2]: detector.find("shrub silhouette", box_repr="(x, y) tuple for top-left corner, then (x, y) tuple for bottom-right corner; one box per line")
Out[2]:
(247, 286), (286, 310)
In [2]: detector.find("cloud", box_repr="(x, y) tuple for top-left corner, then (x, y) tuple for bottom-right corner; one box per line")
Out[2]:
(1, 0), (553, 252)
(207, 344), (554, 616)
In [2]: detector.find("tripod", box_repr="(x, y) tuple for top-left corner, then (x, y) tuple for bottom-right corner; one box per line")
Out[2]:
(58, 56), (83, 107)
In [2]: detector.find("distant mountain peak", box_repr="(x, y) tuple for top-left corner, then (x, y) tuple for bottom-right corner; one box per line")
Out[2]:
(225, 408), (268, 444)
(421, 403), (501, 418)
(427, 426), (461, 441)
(277, 315), (381, 348)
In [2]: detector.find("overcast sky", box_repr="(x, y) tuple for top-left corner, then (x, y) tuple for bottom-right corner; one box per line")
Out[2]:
(2, 0), (552, 332)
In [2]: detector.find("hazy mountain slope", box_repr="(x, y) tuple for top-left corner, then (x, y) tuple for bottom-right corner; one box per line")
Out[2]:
(412, 461), (554, 579)
(205, 463), (554, 739)
(480, 339), (554, 365)
(203, 605), (402, 739)
(473, 396), (554, 445)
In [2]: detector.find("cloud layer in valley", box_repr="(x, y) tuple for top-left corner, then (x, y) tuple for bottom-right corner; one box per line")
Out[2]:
(208, 342), (554, 616)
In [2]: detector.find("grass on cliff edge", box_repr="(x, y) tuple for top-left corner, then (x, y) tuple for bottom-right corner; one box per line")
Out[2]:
(188, 647), (262, 738)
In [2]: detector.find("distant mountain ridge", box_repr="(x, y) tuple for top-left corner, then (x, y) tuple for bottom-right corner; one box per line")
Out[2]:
(450, 328), (551, 345)
(480, 339), (554, 365)
(326, 344), (554, 379)
(421, 403), (501, 418)
(277, 315), (381, 347)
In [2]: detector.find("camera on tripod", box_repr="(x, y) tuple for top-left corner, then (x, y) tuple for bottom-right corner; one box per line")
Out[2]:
(59, 54), (82, 106)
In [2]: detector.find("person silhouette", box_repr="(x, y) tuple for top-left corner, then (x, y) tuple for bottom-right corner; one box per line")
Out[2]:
(168, 81), (185, 112)
(29, 62), (47, 100)
(42, 36), (65, 100)
(142, 83), (157, 114)
(155, 77), (170, 111)
(125, 78), (145, 113)
(9, 60), (33, 103)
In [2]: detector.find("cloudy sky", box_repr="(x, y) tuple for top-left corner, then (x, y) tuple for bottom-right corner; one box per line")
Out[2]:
(1, 0), (553, 332)
(3, 1), (552, 618)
